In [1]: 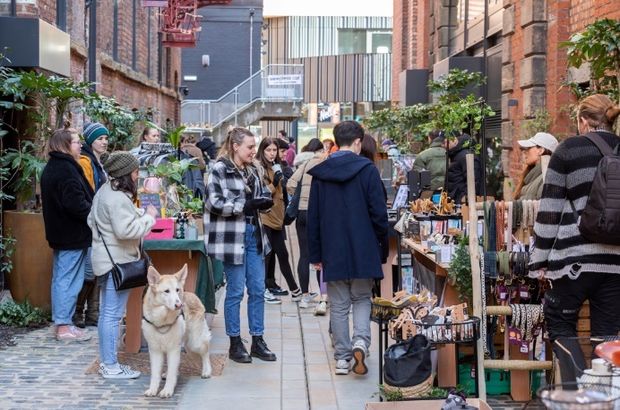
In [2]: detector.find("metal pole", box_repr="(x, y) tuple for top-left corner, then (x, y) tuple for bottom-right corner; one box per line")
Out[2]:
(88, 0), (97, 94)
(10, 0), (16, 16)
(480, 0), (489, 199)
(249, 10), (254, 73)
(249, 9), (255, 102)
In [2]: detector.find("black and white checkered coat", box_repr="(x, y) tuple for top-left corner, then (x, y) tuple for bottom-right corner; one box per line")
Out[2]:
(203, 158), (271, 265)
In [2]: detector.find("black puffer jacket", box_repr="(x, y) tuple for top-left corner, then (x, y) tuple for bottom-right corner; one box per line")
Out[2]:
(447, 135), (483, 203)
(41, 152), (94, 250)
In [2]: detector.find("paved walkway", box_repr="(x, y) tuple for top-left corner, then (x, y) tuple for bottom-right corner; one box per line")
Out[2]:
(0, 225), (538, 408)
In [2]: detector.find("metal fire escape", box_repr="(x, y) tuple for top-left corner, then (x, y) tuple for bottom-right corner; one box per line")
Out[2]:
(181, 64), (304, 143)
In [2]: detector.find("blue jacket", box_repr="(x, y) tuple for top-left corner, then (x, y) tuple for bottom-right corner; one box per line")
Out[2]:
(307, 151), (389, 282)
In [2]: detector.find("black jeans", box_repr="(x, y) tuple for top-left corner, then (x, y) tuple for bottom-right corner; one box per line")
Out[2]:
(545, 272), (620, 382)
(264, 226), (299, 292)
(296, 210), (320, 293)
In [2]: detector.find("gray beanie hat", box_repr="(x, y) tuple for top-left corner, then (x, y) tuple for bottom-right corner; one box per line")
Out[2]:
(101, 151), (139, 178)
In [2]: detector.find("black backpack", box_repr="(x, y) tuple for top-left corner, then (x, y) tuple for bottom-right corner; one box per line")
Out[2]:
(571, 132), (620, 244)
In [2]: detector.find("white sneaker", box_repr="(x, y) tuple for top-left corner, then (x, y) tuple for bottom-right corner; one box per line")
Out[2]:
(314, 301), (327, 316)
(299, 298), (309, 309)
(352, 340), (368, 375)
(335, 359), (351, 375)
(264, 290), (282, 304)
(291, 289), (303, 302)
(99, 363), (141, 379)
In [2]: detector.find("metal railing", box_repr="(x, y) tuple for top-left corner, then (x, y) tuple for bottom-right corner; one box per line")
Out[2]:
(181, 64), (304, 128)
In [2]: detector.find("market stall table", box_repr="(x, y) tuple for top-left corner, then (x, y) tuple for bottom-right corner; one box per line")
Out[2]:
(401, 237), (461, 388)
(123, 238), (224, 353)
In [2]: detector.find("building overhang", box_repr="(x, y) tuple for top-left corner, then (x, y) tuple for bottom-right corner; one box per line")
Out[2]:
(0, 17), (71, 77)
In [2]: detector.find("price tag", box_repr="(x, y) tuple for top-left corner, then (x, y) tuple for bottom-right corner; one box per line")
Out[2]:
(497, 285), (508, 301)
(519, 284), (530, 300)
(508, 327), (522, 345)
(520, 341), (530, 354)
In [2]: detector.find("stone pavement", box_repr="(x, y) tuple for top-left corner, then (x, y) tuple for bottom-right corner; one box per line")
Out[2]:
(0, 223), (540, 409)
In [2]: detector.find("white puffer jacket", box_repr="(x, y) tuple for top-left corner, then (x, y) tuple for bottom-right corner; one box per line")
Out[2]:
(87, 181), (155, 276)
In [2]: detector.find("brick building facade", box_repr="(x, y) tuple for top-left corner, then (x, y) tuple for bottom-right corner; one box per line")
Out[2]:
(392, 0), (620, 180)
(0, 0), (181, 128)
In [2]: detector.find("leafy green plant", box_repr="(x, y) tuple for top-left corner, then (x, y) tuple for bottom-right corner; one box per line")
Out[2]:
(521, 109), (553, 139)
(364, 69), (494, 152)
(377, 385), (448, 401)
(561, 18), (620, 104)
(0, 300), (49, 327)
(448, 235), (472, 305)
(85, 95), (154, 151)
(0, 140), (46, 208)
(148, 157), (204, 215)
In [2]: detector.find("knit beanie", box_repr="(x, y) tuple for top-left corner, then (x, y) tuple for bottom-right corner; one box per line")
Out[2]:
(83, 122), (109, 146)
(100, 151), (139, 178)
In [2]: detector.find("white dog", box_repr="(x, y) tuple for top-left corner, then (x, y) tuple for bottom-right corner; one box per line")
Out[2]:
(142, 264), (212, 398)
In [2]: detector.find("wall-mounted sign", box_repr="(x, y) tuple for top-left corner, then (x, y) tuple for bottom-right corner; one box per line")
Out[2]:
(267, 74), (303, 86)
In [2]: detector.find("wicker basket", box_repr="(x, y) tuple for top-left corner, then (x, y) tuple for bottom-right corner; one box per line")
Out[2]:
(382, 374), (435, 399)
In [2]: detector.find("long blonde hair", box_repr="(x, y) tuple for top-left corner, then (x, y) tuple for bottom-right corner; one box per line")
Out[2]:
(217, 127), (255, 160)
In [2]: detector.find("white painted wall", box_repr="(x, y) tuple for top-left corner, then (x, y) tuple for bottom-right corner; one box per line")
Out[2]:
(263, 0), (392, 17)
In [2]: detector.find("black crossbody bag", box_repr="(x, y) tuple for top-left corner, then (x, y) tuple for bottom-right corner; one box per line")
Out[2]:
(95, 221), (151, 290)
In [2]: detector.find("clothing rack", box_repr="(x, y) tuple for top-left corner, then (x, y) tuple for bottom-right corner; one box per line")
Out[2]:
(465, 158), (551, 401)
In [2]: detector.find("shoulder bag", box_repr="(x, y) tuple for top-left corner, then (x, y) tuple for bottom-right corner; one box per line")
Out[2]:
(95, 221), (151, 290)
(283, 161), (310, 226)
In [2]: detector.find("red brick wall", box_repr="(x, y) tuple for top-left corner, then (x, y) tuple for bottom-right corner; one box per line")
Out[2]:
(392, 0), (421, 104)
(1, 0), (180, 127)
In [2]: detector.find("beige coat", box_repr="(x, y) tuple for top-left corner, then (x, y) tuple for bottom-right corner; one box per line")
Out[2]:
(260, 166), (285, 229)
(88, 181), (155, 276)
(287, 152), (326, 211)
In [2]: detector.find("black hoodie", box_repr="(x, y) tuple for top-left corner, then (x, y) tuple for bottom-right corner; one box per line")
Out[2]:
(447, 135), (483, 203)
(307, 151), (388, 281)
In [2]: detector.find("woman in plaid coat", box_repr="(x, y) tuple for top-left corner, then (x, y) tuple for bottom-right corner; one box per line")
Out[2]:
(204, 127), (277, 364)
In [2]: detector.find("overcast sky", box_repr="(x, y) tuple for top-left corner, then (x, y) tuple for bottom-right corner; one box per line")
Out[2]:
(263, 0), (392, 17)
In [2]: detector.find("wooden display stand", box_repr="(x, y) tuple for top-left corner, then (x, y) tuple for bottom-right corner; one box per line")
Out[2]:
(401, 238), (460, 388)
(124, 249), (200, 353)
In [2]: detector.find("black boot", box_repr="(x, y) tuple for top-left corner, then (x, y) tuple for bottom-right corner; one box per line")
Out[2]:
(73, 283), (89, 329)
(84, 283), (99, 327)
(229, 336), (252, 363)
(251, 336), (277, 361)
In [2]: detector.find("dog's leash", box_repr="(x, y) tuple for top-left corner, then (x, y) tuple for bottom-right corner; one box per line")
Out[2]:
(142, 310), (185, 335)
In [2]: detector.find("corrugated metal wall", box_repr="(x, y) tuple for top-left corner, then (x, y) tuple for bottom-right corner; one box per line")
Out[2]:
(263, 16), (392, 103)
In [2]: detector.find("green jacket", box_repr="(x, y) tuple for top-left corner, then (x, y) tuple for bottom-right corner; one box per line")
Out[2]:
(413, 140), (447, 190)
(519, 162), (544, 200)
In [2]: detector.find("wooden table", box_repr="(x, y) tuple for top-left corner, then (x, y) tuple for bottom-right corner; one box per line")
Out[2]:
(401, 238), (460, 388)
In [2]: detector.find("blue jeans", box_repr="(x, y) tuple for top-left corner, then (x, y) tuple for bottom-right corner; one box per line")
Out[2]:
(98, 274), (131, 366)
(51, 249), (88, 325)
(84, 247), (94, 282)
(223, 224), (265, 337)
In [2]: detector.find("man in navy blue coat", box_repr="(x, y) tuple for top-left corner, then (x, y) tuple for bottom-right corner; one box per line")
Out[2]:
(307, 121), (388, 376)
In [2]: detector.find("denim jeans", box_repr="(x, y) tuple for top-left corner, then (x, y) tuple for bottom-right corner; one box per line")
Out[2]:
(327, 279), (373, 360)
(98, 274), (131, 366)
(51, 249), (88, 325)
(84, 247), (94, 282)
(223, 223), (265, 337)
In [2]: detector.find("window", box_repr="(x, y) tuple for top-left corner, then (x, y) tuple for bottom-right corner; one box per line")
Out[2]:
(338, 29), (392, 55)
(338, 29), (367, 55)
(370, 32), (392, 53)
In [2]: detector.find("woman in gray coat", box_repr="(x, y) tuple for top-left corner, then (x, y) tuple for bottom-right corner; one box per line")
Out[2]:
(88, 152), (157, 379)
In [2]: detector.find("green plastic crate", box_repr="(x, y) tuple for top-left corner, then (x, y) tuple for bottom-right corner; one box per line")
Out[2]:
(458, 364), (511, 396)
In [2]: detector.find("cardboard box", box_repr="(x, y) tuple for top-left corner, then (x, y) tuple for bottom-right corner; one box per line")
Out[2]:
(365, 399), (491, 410)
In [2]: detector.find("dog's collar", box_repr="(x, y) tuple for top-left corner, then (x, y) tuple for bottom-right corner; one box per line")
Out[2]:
(142, 310), (184, 334)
